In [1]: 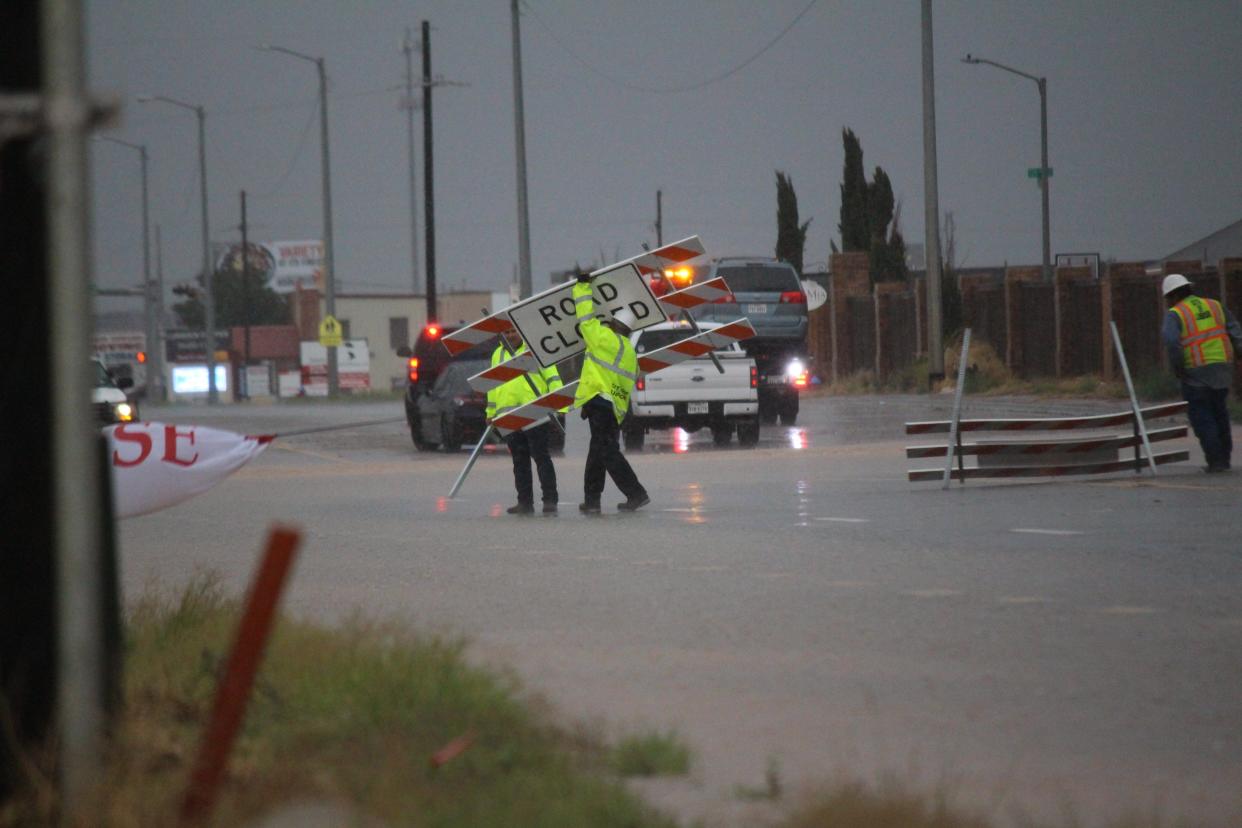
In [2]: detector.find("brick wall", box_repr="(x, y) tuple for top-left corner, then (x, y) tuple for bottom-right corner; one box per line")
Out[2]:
(829, 252), (870, 381)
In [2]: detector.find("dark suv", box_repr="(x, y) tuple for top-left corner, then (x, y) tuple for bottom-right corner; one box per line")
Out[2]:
(689, 258), (809, 424)
(396, 324), (565, 452)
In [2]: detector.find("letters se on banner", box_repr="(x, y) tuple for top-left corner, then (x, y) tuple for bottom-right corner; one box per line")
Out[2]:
(106, 422), (272, 518)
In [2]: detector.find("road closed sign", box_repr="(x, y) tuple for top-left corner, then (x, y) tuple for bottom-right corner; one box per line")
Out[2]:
(508, 262), (663, 366)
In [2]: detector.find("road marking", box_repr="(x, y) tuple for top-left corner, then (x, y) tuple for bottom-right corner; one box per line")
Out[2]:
(901, 588), (963, 598)
(1098, 605), (1161, 615)
(997, 595), (1049, 605)
(662, 508), (695, 512)
(1011, 528), (1084, 536)
(814, 517), (870, 523)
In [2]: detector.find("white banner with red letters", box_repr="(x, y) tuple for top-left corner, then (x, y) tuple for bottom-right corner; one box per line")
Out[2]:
(105, 422), (272, 518)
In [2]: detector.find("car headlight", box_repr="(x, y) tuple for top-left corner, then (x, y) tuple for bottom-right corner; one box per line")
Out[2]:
(115, 402), (135, 422)
(784, 359), (806, 380)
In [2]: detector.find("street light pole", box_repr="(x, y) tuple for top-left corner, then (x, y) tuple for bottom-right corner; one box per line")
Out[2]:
(962, 54), (1051, 283)
(96, 136), (164, 401)
(260, 44), (339, 396)
(510, 0), (532, 300)
(402, 27), (421, 296)
(138, 94), (217, 402)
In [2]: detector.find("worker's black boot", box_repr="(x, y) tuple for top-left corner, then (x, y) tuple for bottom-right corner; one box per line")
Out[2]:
(578, 501), (601, 514)
(507, 502), (535, 515)
(616, 493), (650, 512)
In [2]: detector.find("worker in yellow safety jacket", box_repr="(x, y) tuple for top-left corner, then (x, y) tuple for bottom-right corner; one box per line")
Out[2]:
(1161, 273), (1242, 472)
(487, 328), (563, 513)
(572, 273), (649, 513)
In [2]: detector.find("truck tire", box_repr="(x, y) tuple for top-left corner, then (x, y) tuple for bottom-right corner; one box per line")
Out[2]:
(737, 417), (760, 447)
(411, 420), (434, 451)
(440, 415), (463, 452)
(779, 395), (799, 426)
(623, 425), (645, 452)
(712, 424), (733, 446)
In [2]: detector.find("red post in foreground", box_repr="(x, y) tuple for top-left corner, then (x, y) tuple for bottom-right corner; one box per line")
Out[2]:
(179, 526), (302, 825)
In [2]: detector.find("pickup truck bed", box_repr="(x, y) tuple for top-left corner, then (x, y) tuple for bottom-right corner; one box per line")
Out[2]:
(624, 322), (760, 450)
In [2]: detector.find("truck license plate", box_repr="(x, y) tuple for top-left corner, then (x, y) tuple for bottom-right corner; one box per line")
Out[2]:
(687, 402), (709, 414)
(745, 303), (768, 314)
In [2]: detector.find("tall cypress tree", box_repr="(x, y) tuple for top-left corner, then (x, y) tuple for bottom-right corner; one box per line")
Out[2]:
(838, 128), (869, 251)
(775, 170), (811, 275)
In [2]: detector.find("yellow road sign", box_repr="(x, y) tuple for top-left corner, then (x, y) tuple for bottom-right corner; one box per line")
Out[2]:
(318, 315), (343, 347)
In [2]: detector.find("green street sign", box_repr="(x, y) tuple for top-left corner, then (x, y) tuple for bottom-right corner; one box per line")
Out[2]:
(1027, 167), (1053, 179)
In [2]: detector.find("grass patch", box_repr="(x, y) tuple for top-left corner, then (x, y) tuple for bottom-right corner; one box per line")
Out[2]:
(608, 730), (692, 777)
(781, 779), (991, 828)
(1, 573), (676, 827)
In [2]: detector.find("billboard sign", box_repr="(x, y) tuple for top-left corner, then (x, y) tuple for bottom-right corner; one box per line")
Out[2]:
(506, 262), (663, 367)
(217, 239), (324, 294)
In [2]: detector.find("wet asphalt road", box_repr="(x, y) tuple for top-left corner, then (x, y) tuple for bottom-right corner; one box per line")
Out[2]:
(118, 394), (1242, 826)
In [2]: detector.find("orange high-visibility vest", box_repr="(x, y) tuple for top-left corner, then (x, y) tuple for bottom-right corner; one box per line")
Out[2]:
(1172, 295), (1234, 369)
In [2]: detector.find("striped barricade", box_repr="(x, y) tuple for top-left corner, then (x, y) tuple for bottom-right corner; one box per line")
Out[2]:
(635, 318), (755, 374)
(466, 350), (543, 394)
(657, 276), (732, 315)
(490, 382), (579, 436)
(905, 402), (1190, 482)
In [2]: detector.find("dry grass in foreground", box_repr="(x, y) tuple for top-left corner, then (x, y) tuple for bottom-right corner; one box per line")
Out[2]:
(1, 573), (677, 827)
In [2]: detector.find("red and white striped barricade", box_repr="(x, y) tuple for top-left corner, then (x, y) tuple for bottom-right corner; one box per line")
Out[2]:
(905, 402), (1190, 482)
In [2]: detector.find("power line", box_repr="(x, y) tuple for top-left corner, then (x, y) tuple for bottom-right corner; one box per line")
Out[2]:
(521, 0), (819, 94)
(251, 98), (321, 199)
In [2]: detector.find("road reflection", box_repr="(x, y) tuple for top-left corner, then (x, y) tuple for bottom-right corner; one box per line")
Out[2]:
(636, 425), (811, 454)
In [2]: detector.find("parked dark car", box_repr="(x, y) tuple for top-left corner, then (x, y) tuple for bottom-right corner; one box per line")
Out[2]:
(396, 323), (566, 452)
(412, 359), (491, 451)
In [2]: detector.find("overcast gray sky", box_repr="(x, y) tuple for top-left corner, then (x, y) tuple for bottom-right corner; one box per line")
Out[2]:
(88, 0), (1242, 309)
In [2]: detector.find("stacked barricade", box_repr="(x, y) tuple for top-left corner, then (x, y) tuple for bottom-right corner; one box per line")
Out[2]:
(905, 402), (1190, 483)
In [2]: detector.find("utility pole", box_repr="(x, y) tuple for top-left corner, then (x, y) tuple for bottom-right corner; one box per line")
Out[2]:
(422, 20), (438, 322)
(96, 136), (163, 401)
(259, 44), (339, 396)
(510, 0), (533, 300)
(155, 223), (165, 371)
(921, 0), (944, 383)
(655, 189), (663, 246)
(402, 27), (421, 295)
(962, 53), (1051, 282)
(240, 190), (251, 399)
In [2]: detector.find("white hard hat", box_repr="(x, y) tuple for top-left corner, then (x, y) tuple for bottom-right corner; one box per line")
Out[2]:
(1162, 273), (1191, 296)
(610, 307), (637, 331)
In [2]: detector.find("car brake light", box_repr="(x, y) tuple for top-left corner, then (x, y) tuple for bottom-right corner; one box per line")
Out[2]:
(648, 278), (669, 297)
(750, 365), (758, 389)
(712, 292), (736, 304)
(793, 371), (809, 388)
(636, 376), (645, 391)
(779, 290), (806, 304)
(407, 356), (419, 382)
(136, 351), (147, 364)
(425, 324), (441, 339)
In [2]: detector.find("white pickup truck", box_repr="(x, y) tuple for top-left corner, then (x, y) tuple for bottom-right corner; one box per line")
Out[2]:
(623, 321), (760, 451)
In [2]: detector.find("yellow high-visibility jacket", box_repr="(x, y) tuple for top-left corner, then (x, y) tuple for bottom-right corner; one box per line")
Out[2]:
(572, 282), (639, 423)
(1171, 295), (1235, 369)
(485, 342), (563, 420)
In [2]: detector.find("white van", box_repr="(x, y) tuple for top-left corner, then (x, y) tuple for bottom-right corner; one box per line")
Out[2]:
(93, 357), (138, 425)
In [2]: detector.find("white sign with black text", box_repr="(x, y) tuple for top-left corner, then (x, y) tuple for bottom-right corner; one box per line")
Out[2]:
(507, 262), (663, 367)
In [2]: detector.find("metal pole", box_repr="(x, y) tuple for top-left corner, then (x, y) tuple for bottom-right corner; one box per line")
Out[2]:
(403, 27), (421, 295)
(1038, 77), (1051, 283)
(942, 328), (971, 489)
(155, 223), (165, 388)
(137, 145), (159, 401)
(317, 57), (339, 397)
(422, 20), (437, 322)
(44, 0), (107, 808)
(511, 0), (532, 300)
(241, 190), (251, 398)
(1110, 321), (1158, 475)
(449, 425), (495, 498)
(196, 105), (218, 403)
(655, 190), (663, 246)
(922, 0), (945, 384)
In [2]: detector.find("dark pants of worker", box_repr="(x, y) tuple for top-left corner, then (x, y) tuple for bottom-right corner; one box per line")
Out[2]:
(505, 423), (558, 505)
(582, 397), (645, 505)
(1183, 383), (1232, 469)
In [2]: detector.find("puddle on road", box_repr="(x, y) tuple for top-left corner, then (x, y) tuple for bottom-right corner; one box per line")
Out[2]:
(640, 426), (811, 455)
